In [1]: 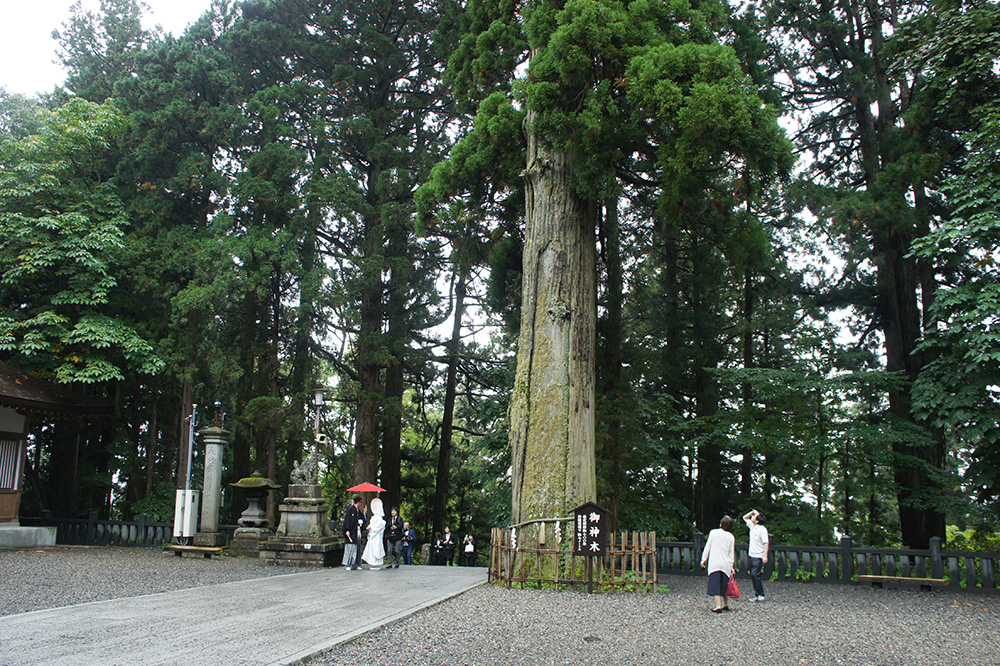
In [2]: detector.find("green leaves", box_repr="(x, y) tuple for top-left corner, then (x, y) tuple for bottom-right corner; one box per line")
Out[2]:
(0, 97), (162, 383)
(909, 105), (1000, 509)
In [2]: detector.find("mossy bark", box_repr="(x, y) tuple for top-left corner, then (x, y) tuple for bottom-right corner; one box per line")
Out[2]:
(510, 117), (597, 556)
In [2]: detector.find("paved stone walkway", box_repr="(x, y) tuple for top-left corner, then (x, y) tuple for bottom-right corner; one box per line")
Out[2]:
(0, 565), (486, 666)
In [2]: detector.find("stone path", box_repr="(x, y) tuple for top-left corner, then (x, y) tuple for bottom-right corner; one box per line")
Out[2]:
(0, 564), (486, 666)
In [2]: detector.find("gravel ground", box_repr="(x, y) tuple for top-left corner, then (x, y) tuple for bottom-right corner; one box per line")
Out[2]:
(305, 576), (1000, 666)
(0, 545), (288, 616)
(2, 547), (998, 666)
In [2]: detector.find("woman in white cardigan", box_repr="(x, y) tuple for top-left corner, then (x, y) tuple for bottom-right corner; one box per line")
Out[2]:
(700, 515), (736, 612)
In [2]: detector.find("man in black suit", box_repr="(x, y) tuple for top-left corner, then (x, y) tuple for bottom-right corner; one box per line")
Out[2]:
(343, 495), (365, 570)
(385, 506), (403, 568)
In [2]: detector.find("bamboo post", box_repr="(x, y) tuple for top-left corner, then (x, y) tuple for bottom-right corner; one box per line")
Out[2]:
(651, 531), (657, 591)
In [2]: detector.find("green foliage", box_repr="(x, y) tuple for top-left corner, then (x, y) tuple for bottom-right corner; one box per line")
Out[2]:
(946, 526), (1000, 553)
(0, 97), (162, 381)
(911, 103), (1000, 515)
(126, 481), (177, 522)
(54, 0), (161, 102)
(8, 0), (996, 553)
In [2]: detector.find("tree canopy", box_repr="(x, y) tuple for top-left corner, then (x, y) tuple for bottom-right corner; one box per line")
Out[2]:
(3, 0), (999, 551)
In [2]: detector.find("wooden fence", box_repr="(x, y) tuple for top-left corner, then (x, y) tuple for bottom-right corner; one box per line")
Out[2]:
(489, 521), (657, 592)
(20, 511), (237, 547)
(657, 533), (1000, 594)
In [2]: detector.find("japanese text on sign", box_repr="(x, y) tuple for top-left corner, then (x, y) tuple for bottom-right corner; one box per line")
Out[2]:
(573, 503), (608, 556)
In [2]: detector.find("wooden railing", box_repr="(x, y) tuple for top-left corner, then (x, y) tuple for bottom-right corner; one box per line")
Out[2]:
(655, 534), (1000, 594)
(20, 511), (237, 547)
(489, 520), (657, 592)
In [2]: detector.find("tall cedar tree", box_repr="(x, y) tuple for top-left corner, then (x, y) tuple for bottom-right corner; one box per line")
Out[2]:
(234, 0), (454, 514)
(431, 0), (791, 548)
(764, 0), (1000, 546)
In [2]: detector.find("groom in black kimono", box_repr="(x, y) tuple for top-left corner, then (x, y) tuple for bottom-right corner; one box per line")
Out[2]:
(342, 495), (366, 570)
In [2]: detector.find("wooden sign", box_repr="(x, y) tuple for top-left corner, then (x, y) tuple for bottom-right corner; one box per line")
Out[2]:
(573, 501), (608, 556)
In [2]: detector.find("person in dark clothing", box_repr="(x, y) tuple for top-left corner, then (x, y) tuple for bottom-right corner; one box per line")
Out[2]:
(401, 522), (417, 564)
(432, 531), (443, 565)
(342, 496), (365, 570)
(441, 526), (457, 566)
(385, 506), (403, 568)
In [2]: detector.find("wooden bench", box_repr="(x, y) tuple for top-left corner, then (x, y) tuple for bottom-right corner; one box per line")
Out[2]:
(857, 575), (949, 591)
(164, 545), (223, 559)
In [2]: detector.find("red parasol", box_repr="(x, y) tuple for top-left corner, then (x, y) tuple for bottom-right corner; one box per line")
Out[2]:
(347, 482), (386, 493)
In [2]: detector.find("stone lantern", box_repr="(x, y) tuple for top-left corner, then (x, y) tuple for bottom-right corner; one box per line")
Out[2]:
(228, 472), (280, 558)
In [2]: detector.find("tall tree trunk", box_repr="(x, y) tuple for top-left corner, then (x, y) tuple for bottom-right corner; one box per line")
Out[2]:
(381, 220), (410, 514)
(434, 267), (467, 534)
(740, 269), (754, 497)
(597, 199), (625, 533)
(145, 401), (157, 497)
(266, 288), (281, 527)
(354, 208), (384, 487)
(852, 3), (943, 549)
(291, 215), (318, 469)
(176, 376), (195, 492)
(510, 122), (597, 552)
(382, 364), (403, 513)
(690, 237), (724, 532)
(815, 390), (827, 521)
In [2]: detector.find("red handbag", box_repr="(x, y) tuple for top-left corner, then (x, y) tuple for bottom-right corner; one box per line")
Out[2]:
(726, 576), (740, 598)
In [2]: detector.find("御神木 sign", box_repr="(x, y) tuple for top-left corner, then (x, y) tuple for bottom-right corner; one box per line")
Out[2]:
(573, 502), (608, 556)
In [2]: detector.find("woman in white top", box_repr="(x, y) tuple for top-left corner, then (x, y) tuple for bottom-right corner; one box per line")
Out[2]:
(362, 498), (386, 569)
(700, 515), (736, 612)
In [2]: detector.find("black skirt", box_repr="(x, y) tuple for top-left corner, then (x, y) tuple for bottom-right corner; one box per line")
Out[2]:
(707, 570), (730, 596)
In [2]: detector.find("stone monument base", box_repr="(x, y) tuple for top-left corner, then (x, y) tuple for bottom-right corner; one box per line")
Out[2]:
(258, 483), (342, 566)
(228, 527), (272, 558)
(259, 535), (343, 567)
(193, 532), (227, 548)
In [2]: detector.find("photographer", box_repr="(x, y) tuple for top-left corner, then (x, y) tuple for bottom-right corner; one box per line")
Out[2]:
(463, 533), (476, 567)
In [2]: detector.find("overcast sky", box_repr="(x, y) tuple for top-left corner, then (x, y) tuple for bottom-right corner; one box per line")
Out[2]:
(1, 0), (215, 97)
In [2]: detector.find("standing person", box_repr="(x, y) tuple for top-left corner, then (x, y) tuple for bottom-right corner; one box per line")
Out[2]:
(441, 526), (457, 566)
(432, 531), (444, 565)
(342, 496), (365, 570)
(385, 506), (403, 568)
(401, 522), (417, 564)
(463, 533), (476, 566)
(361, 497), (385, 571)
(363, 498), (386, 569)
(743, 509), (770, 601)
(700, 515), (736, 613)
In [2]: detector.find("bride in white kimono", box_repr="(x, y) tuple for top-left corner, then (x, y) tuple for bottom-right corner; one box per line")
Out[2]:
(362, 497), (386, 569)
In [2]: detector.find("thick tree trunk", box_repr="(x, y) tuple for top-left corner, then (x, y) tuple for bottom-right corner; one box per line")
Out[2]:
(381, 221), (410, 515)
(689, 235), (724, 532)
(381, 365), (403, 513)
(231, 305), (255, 524)
(379, 405), (401, 517)
(510, 123), (597, 547)
(853, 6), (945, 550)
(874, 223), (944, 547)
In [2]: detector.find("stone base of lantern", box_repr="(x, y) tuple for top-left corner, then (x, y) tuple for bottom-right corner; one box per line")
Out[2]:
(227, 526), (273, 558)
